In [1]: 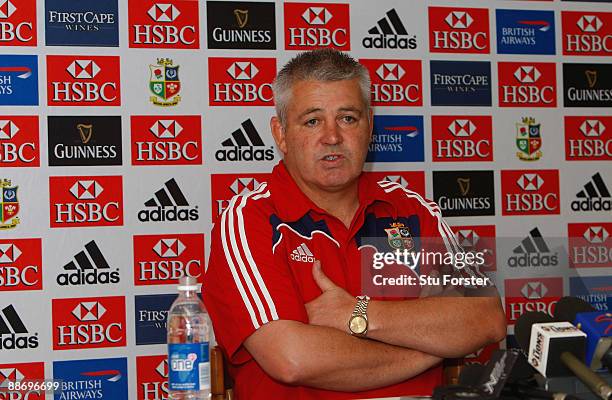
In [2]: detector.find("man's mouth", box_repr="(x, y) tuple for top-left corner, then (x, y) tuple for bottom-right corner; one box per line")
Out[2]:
(322, 154), (342, 161)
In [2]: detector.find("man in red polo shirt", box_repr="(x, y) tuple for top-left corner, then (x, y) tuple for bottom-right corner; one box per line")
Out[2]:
(203, 49), (506, 399)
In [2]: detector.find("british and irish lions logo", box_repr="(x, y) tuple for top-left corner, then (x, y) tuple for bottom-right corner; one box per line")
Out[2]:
(516, 117), (542, 161)
(385, 222), (414, 251)
(149, 58), (181, 107)
(0, 179), (20, 229)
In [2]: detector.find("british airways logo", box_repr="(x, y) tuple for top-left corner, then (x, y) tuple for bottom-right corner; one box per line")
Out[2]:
(496, 9), (555, 55)
(366, 115), (424, 162)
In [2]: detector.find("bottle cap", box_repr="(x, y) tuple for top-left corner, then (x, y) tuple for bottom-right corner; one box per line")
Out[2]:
(178, 276), (200, 291)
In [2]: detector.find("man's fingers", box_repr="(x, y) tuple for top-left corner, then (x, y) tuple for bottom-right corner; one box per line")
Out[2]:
(312, 260), (336, 292)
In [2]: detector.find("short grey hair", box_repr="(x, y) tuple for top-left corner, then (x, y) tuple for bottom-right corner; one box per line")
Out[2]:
(272, 49), (371, 126)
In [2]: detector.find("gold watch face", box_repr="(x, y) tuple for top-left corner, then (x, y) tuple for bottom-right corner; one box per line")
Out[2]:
(349, 315), (367, 334)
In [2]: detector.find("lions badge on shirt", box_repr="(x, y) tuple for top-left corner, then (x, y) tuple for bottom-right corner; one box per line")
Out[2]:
(385, 222), (414, 251)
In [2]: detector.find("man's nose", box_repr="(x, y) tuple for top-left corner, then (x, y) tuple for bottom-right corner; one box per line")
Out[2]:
(321, 120), (342, 145)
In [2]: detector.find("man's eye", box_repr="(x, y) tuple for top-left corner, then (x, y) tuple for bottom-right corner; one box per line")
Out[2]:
(305, 119), (318, 127)
(341, 115), (356, 123)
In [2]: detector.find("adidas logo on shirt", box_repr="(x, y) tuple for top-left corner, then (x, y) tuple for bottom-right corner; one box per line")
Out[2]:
(571, 172), (611, 212)
(138, 178), (200, 222)
(290, 243), (315, 263)
(362, 9), (417, 49)
(507, 227), (558, 267)
(0, 305), (38, 350)
(215, 119), (275, 162)
(56, 240), (120, 286)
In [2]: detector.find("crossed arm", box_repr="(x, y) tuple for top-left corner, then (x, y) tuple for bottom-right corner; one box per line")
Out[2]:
(243, 262), (507, 391)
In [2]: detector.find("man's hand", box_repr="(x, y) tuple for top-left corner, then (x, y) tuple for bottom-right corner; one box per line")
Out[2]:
(305, 260), (355, 333)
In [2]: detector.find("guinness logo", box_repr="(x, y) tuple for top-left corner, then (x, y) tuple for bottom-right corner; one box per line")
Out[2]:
(77, 124), (93, 144)
(458, 178), (470, 196)
(585, 70), (597, 88)
(234, 9), (248, 28)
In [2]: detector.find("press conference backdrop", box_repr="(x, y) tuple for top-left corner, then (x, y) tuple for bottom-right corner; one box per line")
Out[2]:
(0, 0), (611, 398)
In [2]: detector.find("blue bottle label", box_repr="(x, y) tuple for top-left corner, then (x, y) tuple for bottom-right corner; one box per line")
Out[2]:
(168, 342), (210, 391)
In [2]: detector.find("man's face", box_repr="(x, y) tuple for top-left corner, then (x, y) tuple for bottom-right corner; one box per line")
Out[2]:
(271, 78), (372, 196)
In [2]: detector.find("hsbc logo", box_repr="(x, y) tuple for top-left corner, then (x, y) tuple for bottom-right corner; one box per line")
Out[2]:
(302, 7), (332, 25)
(47, 55), (121, 106)
(363, 171), (426, 197)
(134, 233), (204, 286)
(209, 58), (275, 106)
(376, 63), (404, 81)
(514, 66), (541, 84)
(129, 0), (199, 48)
(432, 116), (493, 162)
(569, 223), (612, 268)
(499, 62), (556, 107)
(285, 2), (350, 50)
(148, 4), (180, 22)
(502, 170), (560, 215)
(0, 362), (45, 398)
(211, 174), (269, 221)
(565, 116), (611, 161)
(50, 175), (124, 228)
(0, 238), (42, 291)
(0, 0), (16, 19)
(446, 11), (473, 29)
(429, 7), (489, 53)
(504, 277), (562, 324)
(70, 180), (103, 200)
(0, 0), (36, 46)
(0, 116), (39, 167)
(451, 225), (496, 271)
(131, 115), (202, 166)
(137, 355), (169, 400)
(53, 296), (126, 350)
(361, 59), (422, 106)
(67, 60), (100, 79)
(563, 12), (612, 56)
(578, 15), (603, 33)
(517, 174), (544, 191)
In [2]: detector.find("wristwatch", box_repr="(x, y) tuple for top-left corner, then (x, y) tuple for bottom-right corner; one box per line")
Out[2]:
(348, 295), (370, 337)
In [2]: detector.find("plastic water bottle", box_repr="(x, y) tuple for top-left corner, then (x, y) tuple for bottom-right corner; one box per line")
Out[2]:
(167, 276), (211, 400)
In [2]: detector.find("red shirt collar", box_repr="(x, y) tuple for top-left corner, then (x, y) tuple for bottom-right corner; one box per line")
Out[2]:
(268, 161), (396, 222)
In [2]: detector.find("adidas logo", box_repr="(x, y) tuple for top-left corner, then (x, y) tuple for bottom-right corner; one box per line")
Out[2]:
(571, 173), (611, 212)
(0, 305), (38, 350)
(290, 243), (315, 263)
(215, 119), (275, 162)
(57, 240), (120, 286)
(508, 227), (558, 267)
(363, 9), (416, 49)
(138, 178), (199, 222)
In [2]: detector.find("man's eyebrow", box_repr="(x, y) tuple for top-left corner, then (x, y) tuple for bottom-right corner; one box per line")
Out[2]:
(298, 108), (322, 118)
(338, 106), (362, 114)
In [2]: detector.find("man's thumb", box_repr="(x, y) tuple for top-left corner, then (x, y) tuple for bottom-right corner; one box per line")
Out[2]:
(312, 260), (336, 292)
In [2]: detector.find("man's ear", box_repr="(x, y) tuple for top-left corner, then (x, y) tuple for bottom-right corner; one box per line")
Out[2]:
(270, 116), (287, 154)
(368, 108), (374, 142)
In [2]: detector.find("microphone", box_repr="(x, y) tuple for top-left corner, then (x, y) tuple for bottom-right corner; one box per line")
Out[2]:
(515, 311), (612, 400)
(458, 352), (581, 400)
(554, 296), (612, 372)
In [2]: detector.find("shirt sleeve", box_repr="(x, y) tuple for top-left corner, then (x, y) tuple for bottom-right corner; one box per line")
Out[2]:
(414, 197), (499, 297)
(203, 191), (308, 364)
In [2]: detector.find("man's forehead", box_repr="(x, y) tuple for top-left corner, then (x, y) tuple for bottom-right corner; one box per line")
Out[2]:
(288, 78), (366, 114)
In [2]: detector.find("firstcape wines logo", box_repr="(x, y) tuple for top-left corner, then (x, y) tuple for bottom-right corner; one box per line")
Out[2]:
(138, 178), (199, 222)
